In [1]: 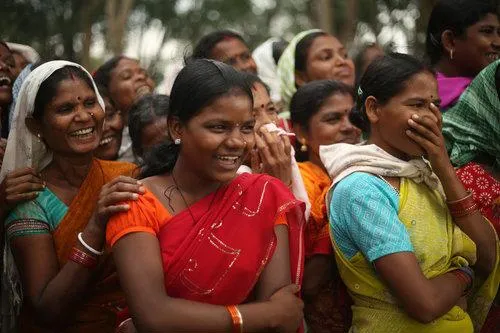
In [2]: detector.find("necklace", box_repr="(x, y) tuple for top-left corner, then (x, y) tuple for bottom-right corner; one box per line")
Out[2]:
(170, 172), (221, 224)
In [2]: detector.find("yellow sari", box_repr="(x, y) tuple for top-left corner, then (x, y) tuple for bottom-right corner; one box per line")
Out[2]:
(330, 177), (500, 333)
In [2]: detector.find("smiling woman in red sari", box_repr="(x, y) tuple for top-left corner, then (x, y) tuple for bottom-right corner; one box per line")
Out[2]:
(107, 59), (306, 332)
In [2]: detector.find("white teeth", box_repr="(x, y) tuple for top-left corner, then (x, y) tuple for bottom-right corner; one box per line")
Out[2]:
(70, 127), (94, 136)
(217, 156), (238, 161)
(0, 76), (11, 86)
(99, 136), (113, 145)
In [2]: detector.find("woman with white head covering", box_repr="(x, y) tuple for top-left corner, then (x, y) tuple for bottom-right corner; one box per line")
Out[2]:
(0, 60), (141, 332)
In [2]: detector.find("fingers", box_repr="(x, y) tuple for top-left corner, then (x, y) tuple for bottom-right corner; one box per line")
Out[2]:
(6, 167), (41, 181)
(6, 181), (45, 196)
(282, 135), (292, 157)
(6, 172), (45, 188)
(100, 192), (140, 207)
(260, 127), (283, 158)
(429, 103), (442, 129)
(279, 283), (301, 294)
(407, 115), (441, 146)
(250, 149), (262, 173)
(102, 177), (145, 197)
(6, 191), (40, 203)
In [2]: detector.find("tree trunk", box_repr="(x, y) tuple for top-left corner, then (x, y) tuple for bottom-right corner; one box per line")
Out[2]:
(106, 0), (135, 55)
(339, 0), (358, 45)
(314, 0), (334, 34)
(81, 0), (101, 68)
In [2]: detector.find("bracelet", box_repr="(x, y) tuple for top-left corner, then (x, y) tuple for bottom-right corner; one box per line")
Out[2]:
(69, 247), (97, 269)
(226, 305), (243, 333)
(447, 192), (478, 218)
(77, 232), (104, 256)
(451, 267), (474, 296)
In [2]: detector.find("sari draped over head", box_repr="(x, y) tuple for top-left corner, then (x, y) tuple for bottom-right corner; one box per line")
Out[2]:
(320, 143), (500, 333)
(107, 173), (305, 323)
(443, 60), (500, 170)
(252, 38), (283, 103)
(277, 29), (323, 119)
(0, 60), (137, 332)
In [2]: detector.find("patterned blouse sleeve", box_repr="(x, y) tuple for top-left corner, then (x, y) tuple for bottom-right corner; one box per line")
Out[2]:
(330, 172), (414, 263)
(106, 190), (170, 247)
(5, 200), (50, 242)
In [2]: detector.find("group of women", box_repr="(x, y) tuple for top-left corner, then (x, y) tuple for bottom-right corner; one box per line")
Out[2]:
(0, 0), (499, 332)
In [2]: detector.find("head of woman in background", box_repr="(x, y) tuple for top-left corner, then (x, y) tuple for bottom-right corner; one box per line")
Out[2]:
(93, 84), (124, 161)
(128, 93), (169, 161)
(355, 43), (385, 84)
(278, 29), (356, 109)
(290, 80), (360, 165)
(0, 42), (15, 123)
(245, 73), (279, 124)
(426, 0), (500, 79)
(93, 56), (155, 118)
(192, 30), (258, 74)
(350, 53), (439, 160)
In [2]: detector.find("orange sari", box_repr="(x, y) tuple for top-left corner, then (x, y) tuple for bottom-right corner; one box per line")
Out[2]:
(18, 159), (136, 333)
(298, 161), (352, 333)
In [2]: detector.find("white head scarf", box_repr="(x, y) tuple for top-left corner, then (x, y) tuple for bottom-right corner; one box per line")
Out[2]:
(277, 29), (323, 116)
(252, 38), (282, 103)
(0, 60), (104, 182)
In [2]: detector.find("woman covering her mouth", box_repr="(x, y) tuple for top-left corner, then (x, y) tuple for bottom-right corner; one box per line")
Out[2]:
(426, 0), (500, 110)
(1, 60), (141, 332)
(106, 59), (306, 333)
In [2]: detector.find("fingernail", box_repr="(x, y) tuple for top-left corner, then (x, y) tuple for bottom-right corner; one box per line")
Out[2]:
(412, 114), (419, 120)
(430, 102), (436, 108)
(408, 119), (415, 125)
(137, 180), (143, 185)
(406, 130), (412, 135)
(132, 193), (139, 200)
(139, 186), (146, 193)
(122, 204), (130, 210)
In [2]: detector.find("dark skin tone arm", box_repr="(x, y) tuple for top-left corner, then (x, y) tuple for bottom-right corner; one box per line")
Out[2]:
(371, 103), (496, 324)
(10, 176), (144, 327)
(302, 255), (333, 300)
(112, 225), (304, 333)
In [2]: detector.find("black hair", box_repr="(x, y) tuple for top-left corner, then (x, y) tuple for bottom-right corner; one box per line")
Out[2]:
(426, 0), (499, 65)
(140, 59), (253, 178)
(93, 55), (127, 89)
(295, 31), (327, 73)
(191, 30), (247, 61)
(129, 94), (170, 159)
(354, 43), (384, 85)
(290, 79), (354, 132)
(350, 53), (435, 134)
(33, 66), (94, 121)
(244, 73), (270, 95)
(272, 39), (289, 64)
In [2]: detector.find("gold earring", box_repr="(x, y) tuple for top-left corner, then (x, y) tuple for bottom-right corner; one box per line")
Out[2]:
(300, 139), (308, 152)
(449, 49), (454, 60)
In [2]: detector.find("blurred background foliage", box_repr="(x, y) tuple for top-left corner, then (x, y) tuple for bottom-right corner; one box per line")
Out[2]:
(0, 0), (437, 87)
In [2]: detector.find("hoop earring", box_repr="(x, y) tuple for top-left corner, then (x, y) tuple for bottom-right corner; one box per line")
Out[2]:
(449, 49), (454, 60)
(174, 138), (181, 145)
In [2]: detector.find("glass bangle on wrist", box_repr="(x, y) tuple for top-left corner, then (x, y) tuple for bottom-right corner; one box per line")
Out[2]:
(226, 305), (243, 333)
(446, 191), (478, 218)
(77, 232), (104, 256)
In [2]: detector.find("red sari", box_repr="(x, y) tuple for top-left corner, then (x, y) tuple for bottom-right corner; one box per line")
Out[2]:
(107, 173), (305, 325)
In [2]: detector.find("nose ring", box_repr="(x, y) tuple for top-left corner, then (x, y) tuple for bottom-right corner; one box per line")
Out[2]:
(90, 112), (95, 118)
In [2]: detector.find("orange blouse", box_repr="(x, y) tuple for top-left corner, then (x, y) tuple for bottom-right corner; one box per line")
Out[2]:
(107, 189), (287, 247)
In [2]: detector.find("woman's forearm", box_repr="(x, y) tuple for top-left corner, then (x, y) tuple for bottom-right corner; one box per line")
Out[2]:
(17, 222), (106, 326)
(437, 164), (497, 273)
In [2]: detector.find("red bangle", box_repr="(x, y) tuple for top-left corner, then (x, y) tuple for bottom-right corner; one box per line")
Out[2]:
(450, 269), (472, 295)
(447, 192), (478, 218)
(69, 247), (97, 269)
(226, 305), (243, 333)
